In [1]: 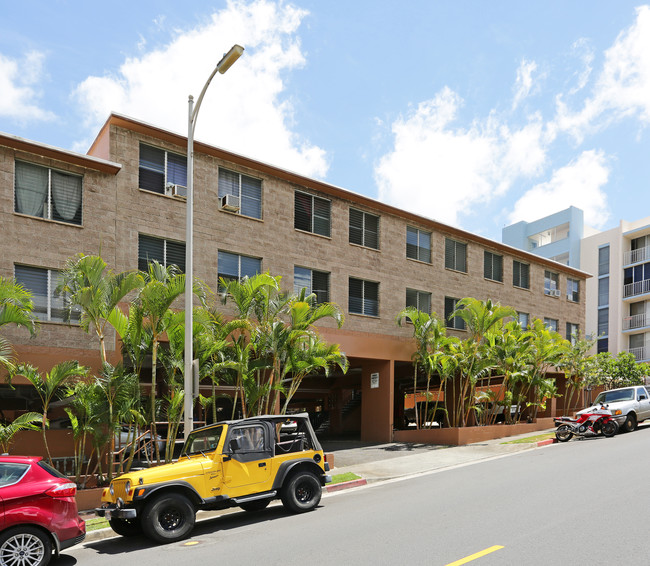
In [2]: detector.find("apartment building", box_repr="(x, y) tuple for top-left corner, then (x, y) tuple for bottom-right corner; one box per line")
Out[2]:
(581, 217), (650, 362)
(1, 114), (587, 442)
(503, 206), (650, 362)
(502, 206), (587, 268)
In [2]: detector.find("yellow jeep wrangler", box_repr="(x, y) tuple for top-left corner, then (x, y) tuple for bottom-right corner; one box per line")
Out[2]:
(96, 413), (330, 543)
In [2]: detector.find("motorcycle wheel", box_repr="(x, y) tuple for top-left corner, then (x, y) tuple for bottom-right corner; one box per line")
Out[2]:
(602, 420), (618, 438)
(555, 424), (573, 442)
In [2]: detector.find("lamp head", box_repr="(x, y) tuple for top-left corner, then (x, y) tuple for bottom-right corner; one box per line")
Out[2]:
(217, 44), (244, 74)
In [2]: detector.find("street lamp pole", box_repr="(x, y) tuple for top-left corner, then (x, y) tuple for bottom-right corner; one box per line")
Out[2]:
(184, 44), (244, 440)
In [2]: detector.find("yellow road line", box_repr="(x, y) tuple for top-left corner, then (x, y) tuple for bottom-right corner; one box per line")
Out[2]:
(445, 545), (504, 566)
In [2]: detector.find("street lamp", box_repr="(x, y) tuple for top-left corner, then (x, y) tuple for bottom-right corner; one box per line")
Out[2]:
(184, 44), (244, 440)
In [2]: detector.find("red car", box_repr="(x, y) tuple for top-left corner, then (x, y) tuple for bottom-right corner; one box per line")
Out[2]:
(0, 455), (85, 566)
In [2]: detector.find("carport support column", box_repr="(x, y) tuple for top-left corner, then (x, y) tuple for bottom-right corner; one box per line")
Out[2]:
(360, 359), (394, 442)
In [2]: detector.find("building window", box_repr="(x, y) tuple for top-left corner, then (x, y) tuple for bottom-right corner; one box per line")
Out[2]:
(349, 208), (379, 249)
(349, 278), (378, 317)
(444, 297), (466, 330)
(567, 278), (580, 302)
(138, 144), (187, 196)
(598, 308), (609, 337)
(512, 261), (530, 289)
(218, 168), (262, 219)
(14, 161), (82, 225)
(138, 234), (186, 272)
(544, 270), (560, 296)
(445, 238), (467, 273)
(598, 245), (610, 276)
(544, 317), (558, 332)
(623, 263), (650, 298)
(566, 322), (579, 345)
(484, 251), (503, 282)
(294, 191), (331, 237)
(517, 312), (530, 328)
(218, 251), (261, 286)
(406, 289), (431, 314)
(597, 338), (608, 353)
(406, 226), (431, 263)
(14, 265), (79, 324)
(598, 277), (609, 306)
(294, 267), (330, 304)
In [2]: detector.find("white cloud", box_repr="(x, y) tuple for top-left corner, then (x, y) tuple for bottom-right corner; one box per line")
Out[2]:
(374, 87), (547, 226)
(0, 50), (55, 122)
(512, 59), (537, 111)
(508, 150), (610, 228)
(73, 0), (328, 179)
(555, 5), (650, 141)
(568, 38), (594, 95)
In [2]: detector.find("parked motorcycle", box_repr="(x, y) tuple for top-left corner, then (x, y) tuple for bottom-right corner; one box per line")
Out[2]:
(554, 404), (618, 442)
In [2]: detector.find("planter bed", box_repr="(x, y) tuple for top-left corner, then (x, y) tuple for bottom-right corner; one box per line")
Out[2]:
(393, 418), (555, 446)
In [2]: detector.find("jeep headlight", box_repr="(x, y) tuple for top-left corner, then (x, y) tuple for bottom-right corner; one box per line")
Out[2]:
(109, 483), (115, 496)
(124, 480), (131, 495)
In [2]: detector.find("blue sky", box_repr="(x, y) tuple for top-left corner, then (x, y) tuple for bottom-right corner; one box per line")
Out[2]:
(1, 1), (649, 241)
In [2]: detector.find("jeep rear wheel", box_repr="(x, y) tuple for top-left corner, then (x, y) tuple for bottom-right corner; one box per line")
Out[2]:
(141, 493), (195, 544)
(281, 471), (321, 514)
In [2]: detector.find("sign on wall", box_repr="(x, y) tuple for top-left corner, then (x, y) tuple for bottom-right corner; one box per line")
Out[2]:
(370, 372), (379, 389)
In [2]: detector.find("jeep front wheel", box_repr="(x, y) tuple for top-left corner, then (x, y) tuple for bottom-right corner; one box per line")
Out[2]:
(141, 493), (195, 544)
(281, 471), (321, 514)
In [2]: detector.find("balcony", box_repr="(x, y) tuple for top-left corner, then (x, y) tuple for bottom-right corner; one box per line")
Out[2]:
(628, 346), (648, 362)
(624, 279), (650, 299)
(624, 246), (650, 266)
(623, 313), (648, 331)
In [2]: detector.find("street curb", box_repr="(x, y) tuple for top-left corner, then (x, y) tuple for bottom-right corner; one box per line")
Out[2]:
(536, 438), (557, 447)
(326, 478), (367, 492)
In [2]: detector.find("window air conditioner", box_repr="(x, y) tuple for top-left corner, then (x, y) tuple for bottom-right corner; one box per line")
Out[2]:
(551, 289), (561, 297)
(166, 183), (187, 198)
(220, 194), (241, 212)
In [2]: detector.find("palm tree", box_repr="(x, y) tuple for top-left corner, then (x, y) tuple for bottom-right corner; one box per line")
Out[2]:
(396, 307), (447, 429)
(58, 254), (143, 365)
(0, 276), (37, 374)
(267, 292), (345, 415)
(0, 412), (42, 453)
(449, 298), (516, 426)
(280, 333), (348, 414)
(0, 276), (37, 333)
(557, 331), (594, 414)
(517, 319), (567, 421)
(63, 379), (105, 485)
(95, 363), (141, 481)
(488, 321), (534, 424)
(14, 361), (88, 464)
(137, 261), (200, 461)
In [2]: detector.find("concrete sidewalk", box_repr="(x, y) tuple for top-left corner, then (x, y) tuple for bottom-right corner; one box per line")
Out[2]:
(81, 430), (556, 542)
(324, 429), (556, 484)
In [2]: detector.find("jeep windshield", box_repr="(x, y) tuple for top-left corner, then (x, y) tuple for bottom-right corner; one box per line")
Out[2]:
(594, 388), (635, 404)
(182, 425), (224, 457)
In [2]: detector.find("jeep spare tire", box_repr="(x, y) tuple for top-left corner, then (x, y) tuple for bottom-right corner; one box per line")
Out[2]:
(281, 471), (321, 513)
(141, 493), (196, 544)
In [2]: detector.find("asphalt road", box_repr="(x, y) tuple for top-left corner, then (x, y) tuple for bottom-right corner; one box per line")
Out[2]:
(59, 426), (650, 565)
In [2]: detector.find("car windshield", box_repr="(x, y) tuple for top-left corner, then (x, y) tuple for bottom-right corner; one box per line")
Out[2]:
(594, 388), (635, 404)
(182, 425), (224, 456)
(0, 463), (29, 487)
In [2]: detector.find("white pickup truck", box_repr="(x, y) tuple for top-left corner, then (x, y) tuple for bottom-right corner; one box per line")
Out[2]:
(578, 385), (650, 432)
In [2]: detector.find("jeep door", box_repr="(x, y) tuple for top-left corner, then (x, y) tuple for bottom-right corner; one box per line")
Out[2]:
(221, 423), (273, 496)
